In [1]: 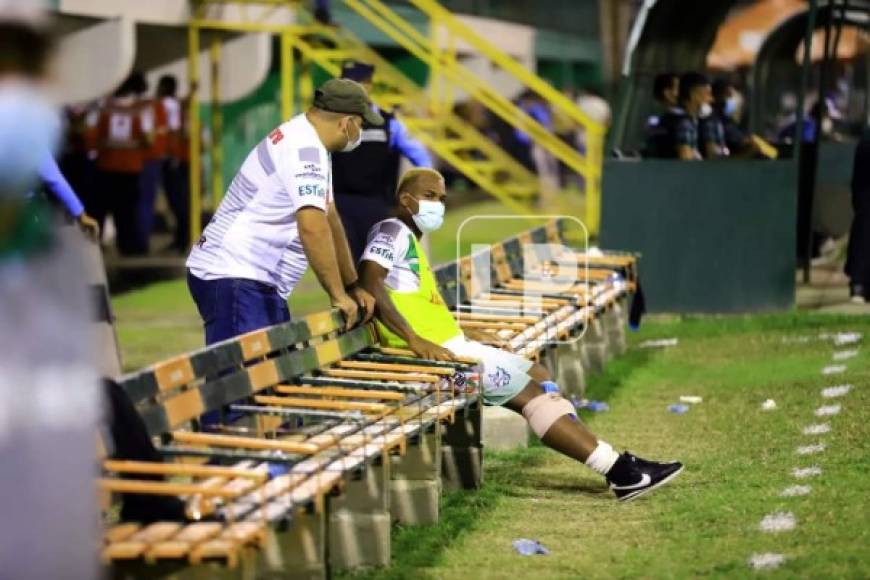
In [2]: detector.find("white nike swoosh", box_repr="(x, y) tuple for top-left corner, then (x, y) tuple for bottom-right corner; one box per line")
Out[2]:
(610, 473), (651, 491)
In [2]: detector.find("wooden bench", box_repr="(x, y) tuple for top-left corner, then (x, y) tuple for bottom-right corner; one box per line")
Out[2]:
(100, 220), (638, 577)
(101, 310), (480, 578)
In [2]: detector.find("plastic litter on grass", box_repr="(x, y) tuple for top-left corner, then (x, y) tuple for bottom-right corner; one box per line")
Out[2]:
(679, 396), (703, 404)
(512, 539), (550, 556)
(668, 404), (689, 414)
(761, 399), (777, 411)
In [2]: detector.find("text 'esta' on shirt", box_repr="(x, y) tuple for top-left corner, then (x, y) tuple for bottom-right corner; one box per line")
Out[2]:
(187, 113), (333, 298)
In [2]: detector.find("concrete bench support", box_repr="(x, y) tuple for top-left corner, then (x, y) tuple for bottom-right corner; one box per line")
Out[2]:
(327, 459), (391, 571)
(581, 317), (608, 374)
(390, 425), (441, 525)
(481, 406), (528, 451)
(441, 400), (483, 491)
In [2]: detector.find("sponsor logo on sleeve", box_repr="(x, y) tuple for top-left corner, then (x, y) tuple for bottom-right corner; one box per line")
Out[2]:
(298, 184), (326, 198)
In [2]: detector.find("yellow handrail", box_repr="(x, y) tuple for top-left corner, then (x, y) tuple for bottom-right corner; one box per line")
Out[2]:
(341, 0), (599, 181)
(408, 0), (605, 135)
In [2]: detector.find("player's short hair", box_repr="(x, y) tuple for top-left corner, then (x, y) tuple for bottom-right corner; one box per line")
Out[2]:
(395, 168), (444, 199)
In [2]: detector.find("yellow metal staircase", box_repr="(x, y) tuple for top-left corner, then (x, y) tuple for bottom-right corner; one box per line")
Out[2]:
(286, 19), (541, 213)
(188, 0), (606, 227)
(338, 0), (607, 230)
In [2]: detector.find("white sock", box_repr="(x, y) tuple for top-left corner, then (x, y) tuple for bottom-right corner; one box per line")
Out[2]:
(585, 441), (619, 476)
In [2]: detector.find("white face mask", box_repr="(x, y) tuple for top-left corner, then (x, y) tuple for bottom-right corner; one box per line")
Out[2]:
(341, 118), (362, 152)
(411, 199), (445, 233)
(0, 80), (60, 196)
(699, 103), (713, 118)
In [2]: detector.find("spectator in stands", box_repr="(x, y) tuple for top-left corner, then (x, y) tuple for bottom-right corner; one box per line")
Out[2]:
(648, 72), (712, 160)
(643, 72), (678, 156)
(186, 79), (376, 354)
(359, 168), (684, 501)
(845, 128), (870, 303)
(332, 61), (433, 260)
(94, 73), (151, 255)
(516, 90), (560, 197)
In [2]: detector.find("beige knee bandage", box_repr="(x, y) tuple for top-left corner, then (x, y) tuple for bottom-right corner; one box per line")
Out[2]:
(521, 393), (577, 438)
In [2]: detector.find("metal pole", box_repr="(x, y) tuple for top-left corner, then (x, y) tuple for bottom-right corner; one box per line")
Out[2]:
(188, 25), (202, 248)
(795, 1), (818, 284)
(280, 32), (294, 121)
(210, 35), (224, 205)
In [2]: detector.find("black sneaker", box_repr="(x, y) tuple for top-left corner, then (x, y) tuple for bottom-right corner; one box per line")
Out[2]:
(605, 452), (683, 502)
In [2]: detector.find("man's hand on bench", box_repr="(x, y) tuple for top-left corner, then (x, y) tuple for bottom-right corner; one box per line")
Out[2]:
(347, 283), (376, 323)
(408, 335), (456, 362)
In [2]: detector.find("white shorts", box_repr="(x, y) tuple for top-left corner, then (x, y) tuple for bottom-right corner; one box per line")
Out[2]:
(442, 335), (534, 406)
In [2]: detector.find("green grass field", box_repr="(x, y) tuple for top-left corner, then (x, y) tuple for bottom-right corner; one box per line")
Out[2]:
(336, 313), (869, 579)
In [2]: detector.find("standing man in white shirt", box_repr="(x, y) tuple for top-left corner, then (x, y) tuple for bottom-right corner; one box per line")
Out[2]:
(186, 79), (379, 346)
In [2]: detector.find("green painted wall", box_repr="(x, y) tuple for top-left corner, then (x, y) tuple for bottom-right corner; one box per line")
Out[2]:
(600, 160), (798, 313)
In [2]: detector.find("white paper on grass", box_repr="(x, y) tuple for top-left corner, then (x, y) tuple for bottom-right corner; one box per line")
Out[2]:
(821, 365), (847, 375)
(832, 350), (858, 361)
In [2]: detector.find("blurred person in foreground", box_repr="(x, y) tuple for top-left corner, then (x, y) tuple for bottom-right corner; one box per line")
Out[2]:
(845, 128), (870, 303)
(359, 168), (684, 502)
(0, 7), (100, 579)
(332, 61), (433, 260)
(647, 72), (712, 160)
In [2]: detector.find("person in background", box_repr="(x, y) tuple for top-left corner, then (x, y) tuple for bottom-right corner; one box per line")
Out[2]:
(516, 90), (560, 196)
(707, 78), (763, 159)
(186, 79), (378, 350)
(643, 72), (679, 157)
(652, 72), (712, 160)
(94, 74), (151, 255)
(845, 128), (870, 303)
(136, 71), (168, 253)
(331, 61), (433, 260)
(156, 74), (190, 253)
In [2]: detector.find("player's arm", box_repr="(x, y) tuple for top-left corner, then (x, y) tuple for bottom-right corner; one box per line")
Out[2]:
(359, 260), (454, 361)
(297, 207), (359, 329)
(326, 202), (374, 322)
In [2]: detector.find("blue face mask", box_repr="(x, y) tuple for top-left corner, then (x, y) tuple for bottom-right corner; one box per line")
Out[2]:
(0, 81), (60, 196)
(411, 199), (445, 233)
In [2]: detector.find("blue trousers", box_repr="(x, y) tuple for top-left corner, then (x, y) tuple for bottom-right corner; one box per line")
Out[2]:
(187, 271), (291, 346)
(187, 272), (291, 426)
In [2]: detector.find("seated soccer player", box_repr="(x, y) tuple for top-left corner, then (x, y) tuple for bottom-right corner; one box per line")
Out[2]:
(358, 168), (683, 501)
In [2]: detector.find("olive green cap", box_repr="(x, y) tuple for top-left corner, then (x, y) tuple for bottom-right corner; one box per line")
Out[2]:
(313, 78), (383, 126)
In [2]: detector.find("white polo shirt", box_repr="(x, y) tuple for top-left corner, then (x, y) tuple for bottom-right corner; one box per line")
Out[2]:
(187, 113), (333, 298)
